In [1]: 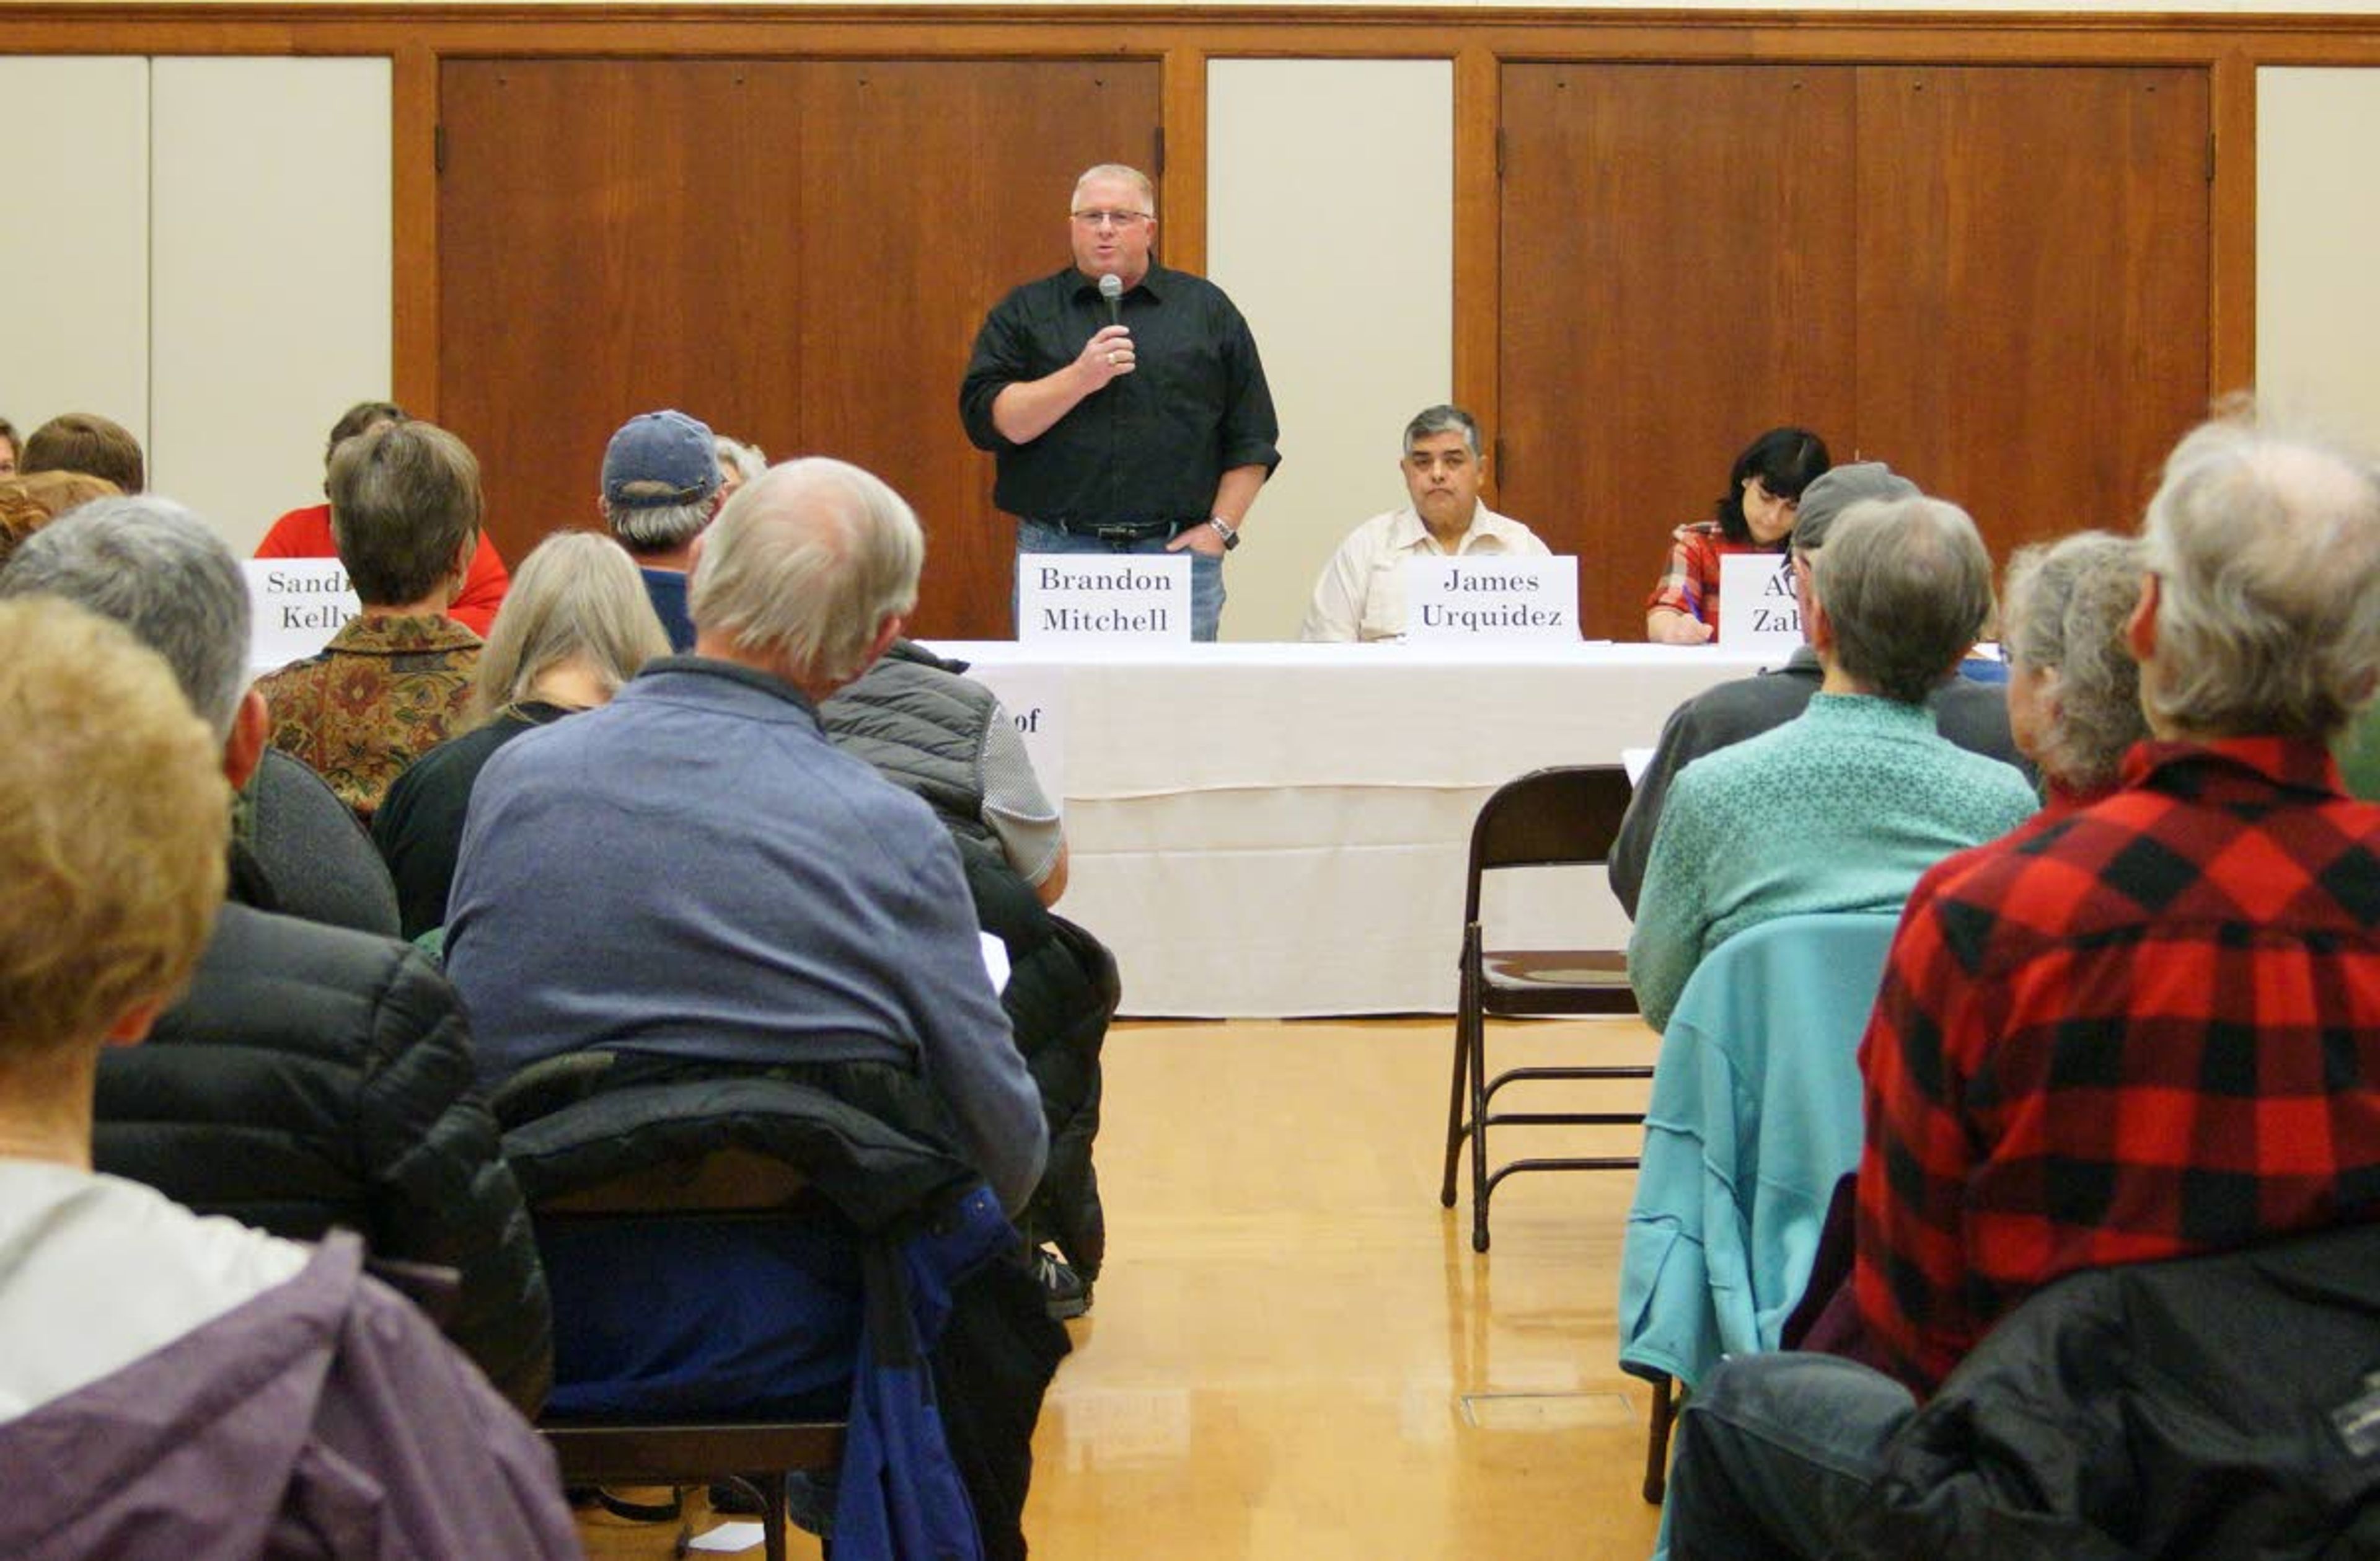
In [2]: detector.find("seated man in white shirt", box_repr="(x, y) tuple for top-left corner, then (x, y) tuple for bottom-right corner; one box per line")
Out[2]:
(1300, 403), (1552, 642)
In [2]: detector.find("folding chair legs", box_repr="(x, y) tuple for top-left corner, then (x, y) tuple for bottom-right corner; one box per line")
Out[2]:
(1642, 1372), (1675, 1505)
(1468, 1014), (1493, 1252)
(1437, 991), (1497, 1252)
(1438, 1002), (1474, 1211)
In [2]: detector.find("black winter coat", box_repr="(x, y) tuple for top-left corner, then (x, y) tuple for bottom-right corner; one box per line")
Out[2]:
(1843, 1220), (2380, 1559)
(92, 898), (553, 1413)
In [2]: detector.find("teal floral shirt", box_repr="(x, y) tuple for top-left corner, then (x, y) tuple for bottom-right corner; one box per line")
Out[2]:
(1627, 692), (2037, 1031)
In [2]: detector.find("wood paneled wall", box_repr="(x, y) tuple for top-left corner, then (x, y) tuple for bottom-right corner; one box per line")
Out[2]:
(1498, 60), (2210, 636)
(10, 7), (2380, 639)
(438, 57), (1159, 634)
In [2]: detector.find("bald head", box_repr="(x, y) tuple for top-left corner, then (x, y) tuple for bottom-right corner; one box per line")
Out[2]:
(687, 458), (923, 692)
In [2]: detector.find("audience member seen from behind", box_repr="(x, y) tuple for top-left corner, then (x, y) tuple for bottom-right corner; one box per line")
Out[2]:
(450, 456), (1046, 1210)
(1646, 425), (1830, 644)
(0, 596), (577, 1557)
(0, 478), (94, 568)
(601, 408), (727, 652)
(1626, 497), (2038, 1030)
(253, 419), (485, 826)
(377, 530), (672, 939)
(0, 497), (547, 1410)
(19, 410), (144, 494)
(1609, 461), (2027, 917)
(255, 399), (512, 635)
(716, 432), (768, 503)
(1300, 403), (1551, 643)
(0, 470), (131, 582)
(823, 635), (1114, 1317)
(3, 494), (396, 935)
(1999, 530), (2148, 811)
(445, 458), (1059, 1553)
(1664, 409), (2380, 1561)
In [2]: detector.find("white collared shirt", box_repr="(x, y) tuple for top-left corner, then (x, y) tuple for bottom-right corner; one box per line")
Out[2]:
(1299, 504), (1553, 642)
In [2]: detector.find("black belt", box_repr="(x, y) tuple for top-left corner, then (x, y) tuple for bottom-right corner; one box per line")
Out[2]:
(1047, 517), (1196, 542)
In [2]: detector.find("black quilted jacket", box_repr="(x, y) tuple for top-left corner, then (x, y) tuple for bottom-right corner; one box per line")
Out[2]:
(92, 897), (552, 1414)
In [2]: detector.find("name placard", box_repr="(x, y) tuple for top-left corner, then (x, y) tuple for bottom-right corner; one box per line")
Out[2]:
(960, 661), (1067, 809)
(1018, 554), (1192, 643)
(1717, 553), (1803, 652)
(1402, 555), (1579, 642)
(244, 559), (360, 674)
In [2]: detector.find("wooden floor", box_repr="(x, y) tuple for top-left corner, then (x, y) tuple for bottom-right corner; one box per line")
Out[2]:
(577, 1017), (1668, 1560)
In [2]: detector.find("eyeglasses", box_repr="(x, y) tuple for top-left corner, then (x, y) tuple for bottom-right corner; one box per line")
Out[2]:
(1071, 209), (1153, 230)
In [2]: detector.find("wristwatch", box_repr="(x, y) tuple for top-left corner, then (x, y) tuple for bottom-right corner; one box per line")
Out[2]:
(1208, 516), (1241, 551)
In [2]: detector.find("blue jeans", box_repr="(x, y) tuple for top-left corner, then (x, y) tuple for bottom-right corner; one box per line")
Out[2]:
(1015, 518), (1224, 642)
(1664, 1352), (1916, 1561)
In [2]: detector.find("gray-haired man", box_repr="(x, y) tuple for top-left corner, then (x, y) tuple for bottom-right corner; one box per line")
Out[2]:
(600, 407), (725, 651)
(1300, 404), (1552, 643)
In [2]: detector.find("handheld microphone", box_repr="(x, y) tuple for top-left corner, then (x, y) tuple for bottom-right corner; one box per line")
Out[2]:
(1098, 272), (1124, 326)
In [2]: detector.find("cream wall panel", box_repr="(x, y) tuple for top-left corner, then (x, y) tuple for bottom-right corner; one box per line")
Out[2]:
(1209, 58), (1453, 642)
(2257, 68), (2380, 446)
(150, 56), (391, 553)
(0, 58), (150, 464)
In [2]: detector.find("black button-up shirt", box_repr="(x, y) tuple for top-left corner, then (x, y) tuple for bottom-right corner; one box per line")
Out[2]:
(959, 263), (1282, 526)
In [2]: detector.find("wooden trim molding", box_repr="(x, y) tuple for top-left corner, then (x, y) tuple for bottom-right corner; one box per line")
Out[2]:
(2210, 43), (2260, 400)
(1452, 41), (1500, 479)
(390, 38), (440, 419)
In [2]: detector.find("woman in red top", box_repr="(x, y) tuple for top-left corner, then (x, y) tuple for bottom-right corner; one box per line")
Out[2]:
(1645, 425), (1830, 644)
(256, 400), (511, 635)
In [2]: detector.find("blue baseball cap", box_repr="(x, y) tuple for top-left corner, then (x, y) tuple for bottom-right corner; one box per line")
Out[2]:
(602, 409), (720, 510)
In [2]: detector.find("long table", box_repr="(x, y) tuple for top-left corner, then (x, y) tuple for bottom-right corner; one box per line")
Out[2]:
(928, 642), (1776, 1018)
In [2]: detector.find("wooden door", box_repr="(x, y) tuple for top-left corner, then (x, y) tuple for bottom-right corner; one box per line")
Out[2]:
(1498, 64), (1860, 640)
(438, 58), (1160, 639)
(1498, 61), (2211, 640)
(1853, 66), (2210, 556)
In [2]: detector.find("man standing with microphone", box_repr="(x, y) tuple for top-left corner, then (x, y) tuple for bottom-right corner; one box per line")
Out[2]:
(960, 162), (1281, 641)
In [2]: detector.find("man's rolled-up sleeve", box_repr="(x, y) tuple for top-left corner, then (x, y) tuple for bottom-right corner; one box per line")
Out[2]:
(1215, 305), (1282, 476)
(959, 294), (1031, 452)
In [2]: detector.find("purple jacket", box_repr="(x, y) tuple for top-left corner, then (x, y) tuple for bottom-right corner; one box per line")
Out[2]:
(0, 1233), (581, 1560)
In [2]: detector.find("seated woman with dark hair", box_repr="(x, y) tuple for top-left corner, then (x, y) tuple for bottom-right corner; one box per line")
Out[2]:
(1999, 529), (2149, 813)
(1646, 425), (1832, 644)
(376, 529), (672, 938)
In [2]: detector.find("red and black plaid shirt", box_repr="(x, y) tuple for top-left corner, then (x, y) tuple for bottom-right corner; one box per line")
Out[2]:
(1852, 735), (2380, 1395)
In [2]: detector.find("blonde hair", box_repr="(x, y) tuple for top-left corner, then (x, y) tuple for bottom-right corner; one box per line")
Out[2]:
(689, 458), (922, 686)
(0, 597), (226, 1061)
(471, 530), (672, 723)
(1072, 163), (1155, 215)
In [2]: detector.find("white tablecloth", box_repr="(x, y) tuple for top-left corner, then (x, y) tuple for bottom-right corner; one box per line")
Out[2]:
(930, 642), (1778, 1018)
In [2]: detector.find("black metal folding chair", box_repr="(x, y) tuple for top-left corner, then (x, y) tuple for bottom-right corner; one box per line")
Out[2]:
(1438, 764), (1647, 1254)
